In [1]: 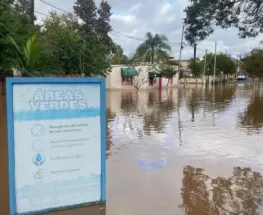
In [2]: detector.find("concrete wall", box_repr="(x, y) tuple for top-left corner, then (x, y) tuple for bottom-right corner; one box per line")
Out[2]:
(179, 76), (220, 84)
(106, 65), (179, 90)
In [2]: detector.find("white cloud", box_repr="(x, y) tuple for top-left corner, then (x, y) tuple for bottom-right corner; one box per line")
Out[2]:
(159, 2), (172, 16)
(129, 2), (143, 13)
(111, 14), (137, 25)
(35, 0), (263, 59)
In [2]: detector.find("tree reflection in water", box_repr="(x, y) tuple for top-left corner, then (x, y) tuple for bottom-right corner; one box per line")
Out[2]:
(143, 89), (176, 135)
(106, 108), (116, 158)
(184, 84), (236, 123)
(179, 166), (263, 215)
(239, 89), (263, 134)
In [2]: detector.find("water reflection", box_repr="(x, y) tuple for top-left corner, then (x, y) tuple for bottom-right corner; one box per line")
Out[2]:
(184, 84), (236, 123)
(106, 108), (116, 158)
(143, 89), (176, 135)
(239, 88), (263, 134)
(106, 85), (238, 140)
(179, 166), (263, 215)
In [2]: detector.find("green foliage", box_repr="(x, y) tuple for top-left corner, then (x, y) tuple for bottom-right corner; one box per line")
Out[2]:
(73, 0), (114, 52)
(199, 53), (236, 76)
(111, 44), (129, 65)
(0, 0), (35, 75)
(41, 12), (82, 75)
(0, 0), (116, 77)
(184, 0), (263, 44)
(74, 0), (97, 35)
(242, 49), (263, 79)
(9, 34), (60, 76)
(134, 32), (171, 64)
(41, 11), (111, 77)
(96, 0), (113, 50)
(216, 54), (237, 75)
(83, 36), (111, 77)
(158, 61), (178, 83)
(14, 0), (35, 23)
(188, 59), (202, 77)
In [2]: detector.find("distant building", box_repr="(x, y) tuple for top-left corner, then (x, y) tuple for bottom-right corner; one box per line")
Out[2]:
(105, 65), (179, 90)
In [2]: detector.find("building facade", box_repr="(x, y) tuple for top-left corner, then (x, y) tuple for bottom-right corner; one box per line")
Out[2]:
(106, 65), (179, 90)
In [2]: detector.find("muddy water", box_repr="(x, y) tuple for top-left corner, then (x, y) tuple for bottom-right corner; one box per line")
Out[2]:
(106, 83), (263, 215)
(1, 83), (263, 214)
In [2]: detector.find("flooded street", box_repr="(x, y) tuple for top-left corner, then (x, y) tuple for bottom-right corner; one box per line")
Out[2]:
(1, 83), (263, 214)
(106, 83), (263, 215)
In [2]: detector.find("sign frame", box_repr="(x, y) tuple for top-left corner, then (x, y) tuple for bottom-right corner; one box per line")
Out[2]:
(6, 77), (106, 215)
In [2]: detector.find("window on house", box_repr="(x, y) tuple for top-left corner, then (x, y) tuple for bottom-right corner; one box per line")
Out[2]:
(122, 76), (133, 86)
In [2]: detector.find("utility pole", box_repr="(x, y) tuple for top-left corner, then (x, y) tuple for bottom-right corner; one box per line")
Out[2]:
(194, 43), (197, 62)
(213, 41), (217, 84)
(203, 49), (207, 84)
(178, 24), (185, 81)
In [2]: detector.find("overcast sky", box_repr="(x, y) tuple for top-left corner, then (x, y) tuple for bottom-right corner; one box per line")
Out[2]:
(35, 0), (263, 60)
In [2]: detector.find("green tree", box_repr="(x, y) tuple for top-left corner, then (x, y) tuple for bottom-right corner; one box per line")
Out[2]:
(216, 53), (237, 77)
(74, 0), (97, 35)
(9, 34), (59, 76)
(14, 0), (35, 24)
(134, 32), (171, 64)
(112, 44), (129, 65)
(83, 36), (111, 77)
(41, 11), (111, 77)
(188, 58), (202, 78)
(242, 49), (263, 80)
(158, 61), (178, 87)
(96, 0), (113, 50)
(0, 0), (35, 75)
(199, 53), (236, 77)
(184, 0), (263, 45)
(41, 11), (82, 75)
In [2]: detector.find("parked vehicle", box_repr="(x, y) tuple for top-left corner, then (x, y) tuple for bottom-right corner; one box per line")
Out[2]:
(237, 72), (246, 80)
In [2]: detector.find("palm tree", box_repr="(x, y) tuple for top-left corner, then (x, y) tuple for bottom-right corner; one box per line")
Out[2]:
(135, 32), (171, 64)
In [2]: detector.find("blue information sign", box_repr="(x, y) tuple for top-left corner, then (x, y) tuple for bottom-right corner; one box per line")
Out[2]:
(6, 78), (106, 215)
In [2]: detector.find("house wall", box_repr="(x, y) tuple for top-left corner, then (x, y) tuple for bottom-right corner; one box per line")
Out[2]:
(106, 65), (179, 90)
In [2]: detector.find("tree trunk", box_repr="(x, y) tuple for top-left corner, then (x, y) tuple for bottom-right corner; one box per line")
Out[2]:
(30, 0), (35, 25)
(151, 47), (154, 64)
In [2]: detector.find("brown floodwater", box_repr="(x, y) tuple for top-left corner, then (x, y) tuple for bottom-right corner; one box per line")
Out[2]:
(1, 82), (263, 214)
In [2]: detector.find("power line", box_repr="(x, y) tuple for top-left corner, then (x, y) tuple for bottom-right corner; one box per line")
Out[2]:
(34, 11), (49, 17)
(38, 0), (73, 15)
(111, 31), (145, 41)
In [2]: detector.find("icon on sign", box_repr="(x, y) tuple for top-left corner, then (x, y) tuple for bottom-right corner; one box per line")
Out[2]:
(31, 124), (45, 137)
(33, 169), (44, 180)
(32, 140), (45, 152)
(32, 153), (45, 166)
